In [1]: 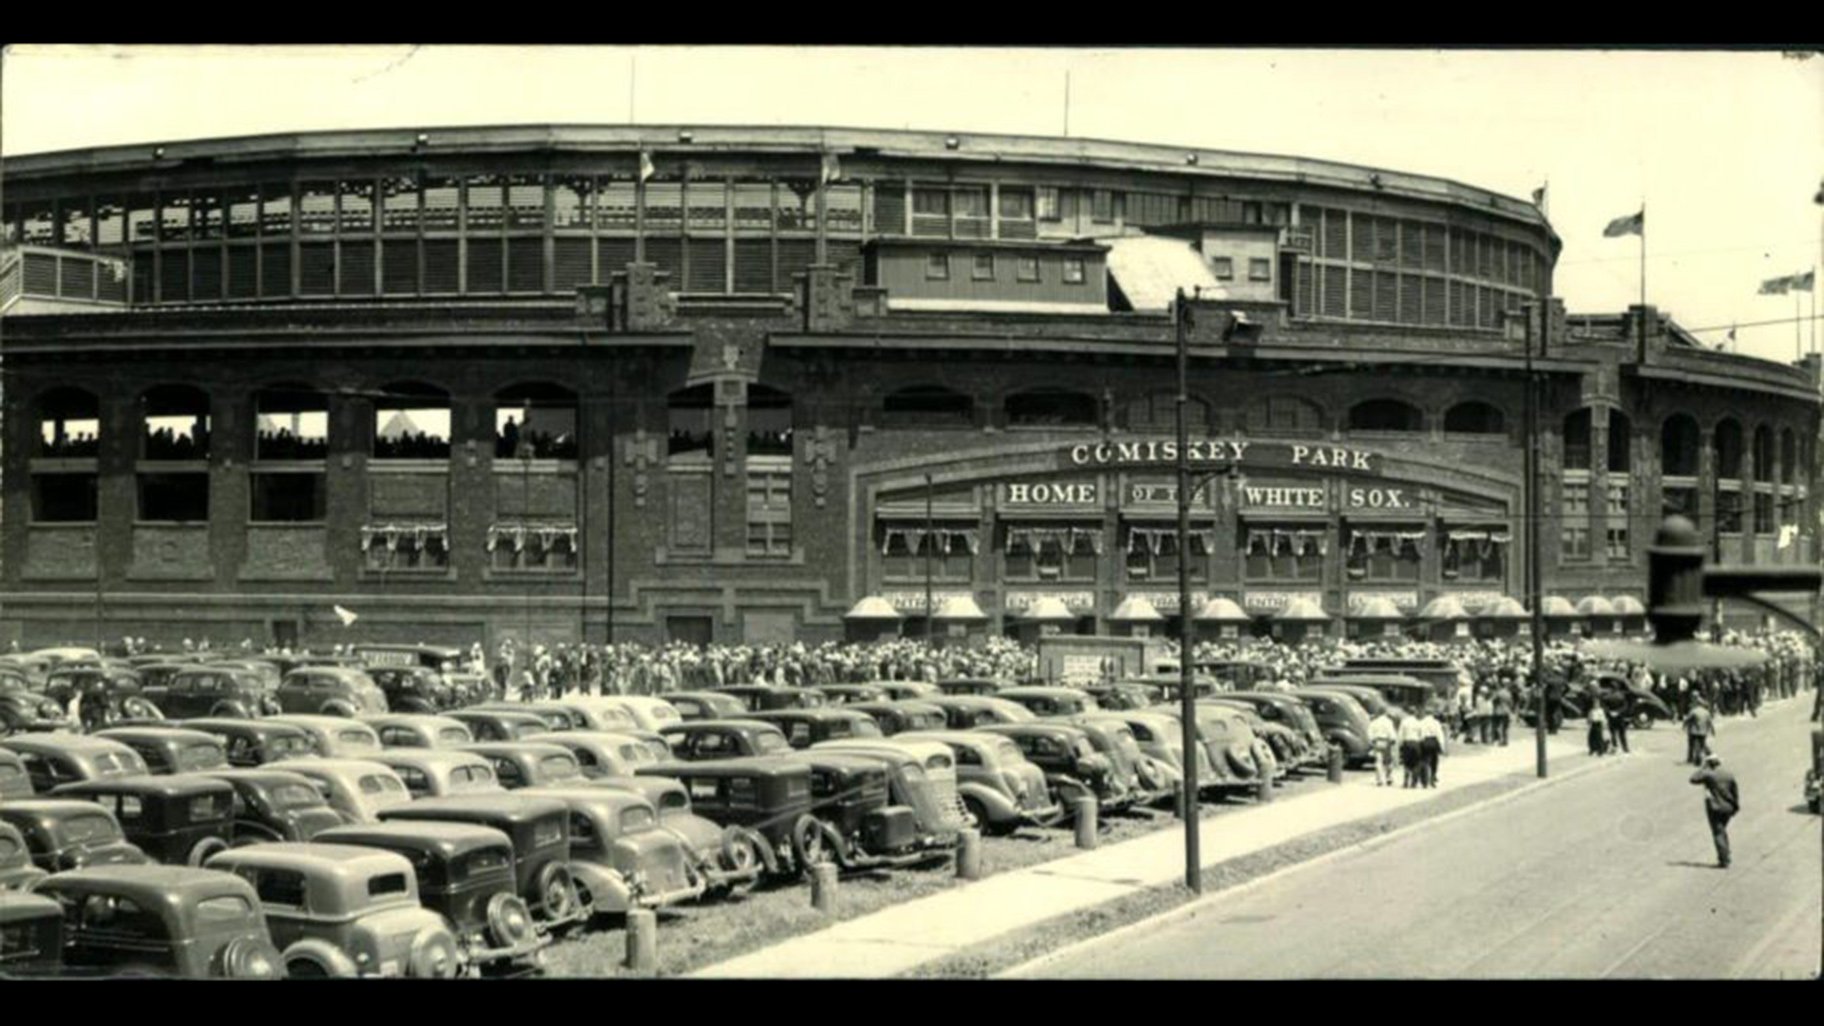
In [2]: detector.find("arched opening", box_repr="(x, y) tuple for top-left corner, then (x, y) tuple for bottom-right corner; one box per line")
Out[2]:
(255, 384), (329, 461)
(494, 382), (577, 460)
(1348, 398), (1423, 433)
(667, 385), (715, 461)
(140, 384), (211, 460)
(1660, 414), (1699, 476)
(1444, 401), (1505, 434)
(36, 386), (100, 458)
(1751, 425), (1775, 536)
(747, 384), (794, 457)
(373, 382), (451, 460)
(1781, 428), (1797, 485)
(1752, 424), (1773, 480)
(1713, 418), (1744, 534)
(1246, 395), (1325, 436)
(1124, 392), (1209, 432)
(882, 385), (974, 429)
(1608, 411), (1632, 473)
(1005, 388), (1098, 428)
(1562, 410), (1592, 471)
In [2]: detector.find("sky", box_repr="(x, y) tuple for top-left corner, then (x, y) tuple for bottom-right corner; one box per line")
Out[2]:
(3, 45), (1820, 363)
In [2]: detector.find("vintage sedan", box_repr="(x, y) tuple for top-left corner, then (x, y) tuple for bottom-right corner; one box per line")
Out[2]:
(275, 667), (389, 718)
(0, 890), (63, 975)
(190, 769), (347, 844)
(1082, 681), (1166, 711)
(280, 760), (414, 825)
(1297, 681), (1398, 723)
(848, 700), (950, 737)
(1203, 700), (1300, 777)
(0, 680), (71, 738)
(527, 731), (661, 779)
(636, 757), (814, 879)
(1110, 710), (1216, 785)
(1220, 693), (1330, 768)
(364, 713), (476, 750)
(0, 821), (50, 891)
(567, 696), (683, 733)
(379, 795), (588, 930)
(715, 685), (828, 712)
(1291, 689), (1375, 766)
(873, 681), (941, 701)
(973, 722), (1124, 815)
(33, 865), (285, 978)
(443, 672), (497, 707)
(495, 700), (642, 734)
(659, 719), (795, 762)
(518, 787), (707, 914)
(664, 691), (749, 722)
(891, 730), (1061, 834)
(745, 708), (885, 749)
(998, 686), (1104, 718)
(780, 752), (942, 870)
(924, 695), (1039, 731)
(461, 742), (592, 791)
(1063, 714), (1177, 805)
(809, 683), (890, 706)
(809, 738), (970, 851)
(935, 678), (1007, 697)
(0, 748), (33, 800)
(207, 843), (463, 977)
(142, 666), (278, 720)
(1, 734), (151, 793)
(587, 775), (765, 894)
(93, 727), (229, 775)
(50, 776), (235, 867)
(363, 666), (455, 715)
(0, 800), (151, 871)
(1149, 703), (1272, 794)
(313, 821), (547, 977)
(445, 708), (552, 743)
(263, 715), (385, 759)
(181, 718), (318, 768)
(43, 665), (161, 727)
(368, 750), (504, 800)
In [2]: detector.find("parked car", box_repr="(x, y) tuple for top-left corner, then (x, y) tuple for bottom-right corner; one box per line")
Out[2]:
(49, 776), (235, 867)
(363, 666), (456, 715)
(715, 685), (827, 712)
(445, 709), (552, 742)
(43, 665), (161, 727)
(142, 666), (278, 720)
(974, 722), (1123, 815)
(33, 865), (285, 978)
(873, 681), (941, 701)
(263, 715), (384, 759)
(368, 750), (504, 800)
(635, 757), (814, 879)
(275, 667), (388, 717)
(1220, 692), (1331, 769)
(566, 696), (683, 733)
(810, 684), (890, 706)
(93, 727), (229, 775)
(379, 795), (588, 930)
(1310, 673), (1435, 720)
(350, 644), (466, 674)
(1296, 681), (1397, 724)
(0, 679), (71, 738)
(0, 800), (150, 871)
(848, 700), (951, 737)
(0, 891), (63, 975)
(925, 695), (1038, 730)
(614, 728), (676, 763)
(442, 672), (496, 707)
(1147, 673), (1223, 702)
(127, 661), (194, 695)
(280, 759), (414, 825)
(1291, 689), (1374, 766)
(0, 749), (34, 800)
(460, 742), (593, 791)
(935, 678), (1006, 697)
(1204, 699), (1305, 776)
(663, 691), (750, 722)
(1060, 715), (1171, 805)
(997, 686), (1103, 718)
(659, 719), (794, 761)
(0, 734), (150, 793)
(313, 821), (547, 977)
(518, 788), (707, 914)
(205, 843), (461, 977)
(1570, 672), (1676, 729)
(1081, 681), (1165, 711)
(512, 700), (640, 733)
(181, 718), (318, 768)
(745, 708), (886, 749)
(1146, 703), (1269, 796)
(0, 821), (50, 890)
(895, 730), (1060, 833)
(190, 768), (347, 844)
(811, 738), (971, 848)
(364, 714), (476, 750)
(780, 751), (946, 870)
(1113, 709), (1215, 783)
(528, 731), (661, 779)
(585, 775), (766, 894)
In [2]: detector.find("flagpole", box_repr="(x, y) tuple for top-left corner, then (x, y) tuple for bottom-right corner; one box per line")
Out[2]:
(1639, 201), (1647, 350)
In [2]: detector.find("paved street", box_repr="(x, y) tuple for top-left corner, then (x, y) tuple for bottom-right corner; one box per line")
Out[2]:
(1028, 699), (1822, 979)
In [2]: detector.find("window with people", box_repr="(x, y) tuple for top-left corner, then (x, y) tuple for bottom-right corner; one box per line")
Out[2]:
(36, 387), (101, 459)
(255, 386), (329, 461)
(372, 382), (451, 460)
(1003, 523), (1100, 582)
(667, 385), (715, 461)
(746, 385), (794, 457)
(494, 383), (578, 461)
(140, 385), (211, 461)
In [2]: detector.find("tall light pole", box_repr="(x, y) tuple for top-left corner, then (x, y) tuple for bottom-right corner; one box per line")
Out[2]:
(1524, 298), (1547, 779)
(924, 472), (935, 646)
(1174, 287), (1202, 893)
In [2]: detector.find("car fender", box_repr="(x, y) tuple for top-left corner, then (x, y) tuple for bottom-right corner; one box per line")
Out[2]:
(1047, 774), (1094, 809)
(956, 781), (1020, 825)
(210, 701), (253, 719)
(282, 937), (360, 978)
(568, 862), (632, 915)
(1325, 728), (1369, 758)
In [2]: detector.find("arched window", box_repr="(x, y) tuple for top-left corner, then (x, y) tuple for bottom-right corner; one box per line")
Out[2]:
(1751, 424), (1773, 481)
(1125, 392), (1209, 432)
(1713, 419), (1743, 480)
(882, 385), (974, 429)
(140, 385), (211, 460)
(1781, 428), (1797, 485)
(1444, 401), (1505, 434)
(1660, 415), (1699, 477)
(747, 385), (794, 457)
(1562, 410), (1592, 471)
(1608, 411), (1632, 473)
(1005, 389), (1098, 428)
(495, 383), (577, 461)
(36, 386), (100, 458)
(1246, 395), (1325, 435)
(1347, 398), (1422, 433)
(667, 385), (715, 460)
(373, 382), (451, 460)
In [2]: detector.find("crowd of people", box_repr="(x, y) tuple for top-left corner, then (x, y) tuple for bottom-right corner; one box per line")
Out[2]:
(495, 418), (577, 460)
(39, 431), (100, 458)
(256, 429), (329, 460)
(372, 431), (451, 460)
(143, 424), (209, 460)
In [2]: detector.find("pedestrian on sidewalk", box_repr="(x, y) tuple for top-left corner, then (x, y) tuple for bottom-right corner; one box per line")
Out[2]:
(1368, 707), (1397, 786)
(1688, 753), (1740, 868)
(1473, 688), (1494, 745)
(1684, 700), (1715, 766)
(1417, 704), (1445, 789)
(1397, 707), (1424, 788)
(1607, 692), (1631, 755)
(1492, 684), (1512, 746)
(1587, 698), (1609, 756)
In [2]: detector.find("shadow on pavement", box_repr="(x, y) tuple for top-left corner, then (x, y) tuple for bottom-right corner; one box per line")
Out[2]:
(1664, 859), (1724, 870)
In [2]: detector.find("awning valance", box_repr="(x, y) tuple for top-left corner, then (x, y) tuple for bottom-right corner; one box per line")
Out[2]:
(362, 522), (449, 552)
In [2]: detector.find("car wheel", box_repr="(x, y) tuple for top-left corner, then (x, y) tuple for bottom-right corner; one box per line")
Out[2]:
(790, 814), (833, 871)
(536, 863), (578, 923)
(720, 825), (761, 874)
(961, 797), (990, 833)
(187, 837), (231, 866)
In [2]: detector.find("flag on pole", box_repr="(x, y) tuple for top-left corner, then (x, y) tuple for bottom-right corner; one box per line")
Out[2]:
(1531, 184), (1547, 207)
(638, 150), (655, 184)
(1603, 210), (1644, 237)
(1789, 270), (1815, 292)
(1814, 177), (1824, 206)
(333, 605), (359, 627)
(819, 151), (841, 185)
(1761, 274), (1796, 295)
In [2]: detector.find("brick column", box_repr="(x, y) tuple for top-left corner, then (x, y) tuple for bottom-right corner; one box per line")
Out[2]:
(1589, 405), (1610, 565)
(95, 388), (134, 593)
(211, 389), (251, 588)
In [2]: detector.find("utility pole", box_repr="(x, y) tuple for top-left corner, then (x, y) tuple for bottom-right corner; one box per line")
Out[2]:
(1174, 287), (1202, 893)
(1525, 299), (1547, 779)
(924, 472), (935, 646)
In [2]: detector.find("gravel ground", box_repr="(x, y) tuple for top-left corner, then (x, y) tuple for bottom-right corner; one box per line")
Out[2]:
(540, 769), (1337, 977)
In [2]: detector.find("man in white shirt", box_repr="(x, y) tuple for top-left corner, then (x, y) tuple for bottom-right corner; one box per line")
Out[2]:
(1397, 710), (1426, 789)
(1368, 709), (1398, 787)
(1416, 705), (1446, 788)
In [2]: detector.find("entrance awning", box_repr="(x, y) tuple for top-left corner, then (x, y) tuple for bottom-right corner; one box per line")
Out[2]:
(844, 596), (904, 621)
(1104, 235), (1227, 313)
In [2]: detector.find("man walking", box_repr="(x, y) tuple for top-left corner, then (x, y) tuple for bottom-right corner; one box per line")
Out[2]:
(1607, 691), (1631, 755)
(1416, 704), (1445, 789)
(1397, 707), (1425, 789)
(1492, 684), (1512, 746)
(1689, 753), (1740, 868)
(1368, 707), (1397, 787)
(1684, 699), (1715, 766)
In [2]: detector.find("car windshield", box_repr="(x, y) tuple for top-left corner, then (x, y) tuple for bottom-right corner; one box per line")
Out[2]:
(455, 846), (513, 881)
(360, 774), (405, 795)
(657, 791), (688, 813)
(178, 744), (226, 771)
(752, 732), (790, 755)
(269, 784), (325, 808)
(540, 756), (582, 781)
(511, 723), (545, 740)
(95, 753), (147, 775)
(437, 728), (471, 744)
(57, 814), (122, 845)
(336, 730), (380, 752)
(450, 765), (497, 790)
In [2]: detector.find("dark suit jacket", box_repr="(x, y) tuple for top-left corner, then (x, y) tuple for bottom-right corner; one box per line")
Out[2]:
(1690, 767), (1739, 816)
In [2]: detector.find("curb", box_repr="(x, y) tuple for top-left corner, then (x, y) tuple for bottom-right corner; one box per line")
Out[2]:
(997, 750), (1623, 979)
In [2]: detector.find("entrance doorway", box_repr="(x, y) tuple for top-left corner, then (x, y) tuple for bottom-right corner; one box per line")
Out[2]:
(270, 619), (301, 650)
(666, 615), (714, 647)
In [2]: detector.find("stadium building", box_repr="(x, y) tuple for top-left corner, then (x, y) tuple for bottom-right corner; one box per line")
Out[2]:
(1, 125), (1817, 649)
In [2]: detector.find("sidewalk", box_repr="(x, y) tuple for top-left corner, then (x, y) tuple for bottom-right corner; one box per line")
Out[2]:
(690, 734), (1605, 979)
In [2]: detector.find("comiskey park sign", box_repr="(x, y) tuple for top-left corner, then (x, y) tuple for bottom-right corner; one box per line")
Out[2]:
(1066, 439), (1382, 474)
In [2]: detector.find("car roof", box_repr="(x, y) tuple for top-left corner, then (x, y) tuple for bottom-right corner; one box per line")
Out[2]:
(793, 751), (894, 773)
(744, 708), (871, 722)
(314, 821), (511, 857)
(664, 691), (741, 701)
(182, 718), (312, 737)
(639, 756), (811, 777)
(814, 738), (951, 761)
(193, 768), (319, 787)
(0, 798), (127, 821)
(381, 794), (567, 820)
(267, 715), (380, 731)
(518, 787), (653, 812)
(281, 758), (404, 779)
(372, 749), (492, 769)
(1, 733), (140, 756)
(35, 864), (258, 906)
(0, 891), (63, 922)
(450, 709), (548, 723)
(284, 667), (375, 681)
(209, 842), (414, 876)
(95, 726), (225, 744)
(460, 742), (574, 759)
(660, 718), (784, 734)
(362, 714), (469, 729)
(849, 700), (946, 715)
(527, 730), (646, 749)
(52, 775), (233, 798)
(974, 721), (1084, 736)
(999, 686), (1092, 697)
(895, 730), (1001, 749)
